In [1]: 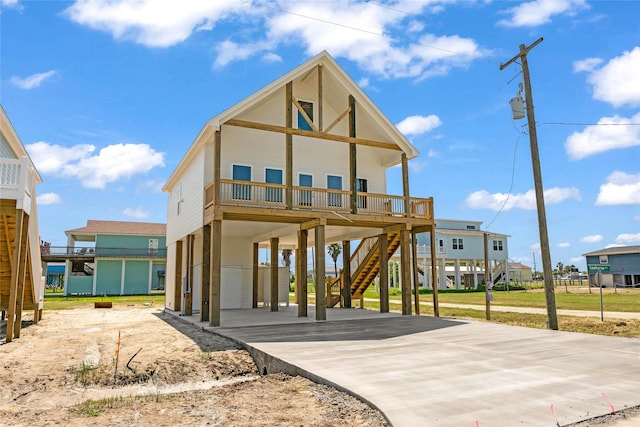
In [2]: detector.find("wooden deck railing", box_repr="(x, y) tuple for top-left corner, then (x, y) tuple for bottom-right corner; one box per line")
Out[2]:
(205, 179), (433, 219)
(0, 157), (34, 206)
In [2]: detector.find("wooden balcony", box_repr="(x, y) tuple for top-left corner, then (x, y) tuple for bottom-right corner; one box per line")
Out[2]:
(204, 179), (433, 220)
(0, 157), (35, 214)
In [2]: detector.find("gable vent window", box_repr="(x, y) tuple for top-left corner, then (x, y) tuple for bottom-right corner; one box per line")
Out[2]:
(466, 225), (476, 230)
(298, 100), (313, 131)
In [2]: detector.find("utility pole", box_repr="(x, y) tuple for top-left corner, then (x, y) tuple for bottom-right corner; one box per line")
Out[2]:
(500, 38), (558, 330)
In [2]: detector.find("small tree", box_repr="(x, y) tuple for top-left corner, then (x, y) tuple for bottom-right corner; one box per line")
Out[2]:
(327, 243), (341, 277)
(281, 249), (292, 267)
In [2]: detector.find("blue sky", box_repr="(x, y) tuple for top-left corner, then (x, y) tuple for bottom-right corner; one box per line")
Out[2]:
(2, 0), (639, 271)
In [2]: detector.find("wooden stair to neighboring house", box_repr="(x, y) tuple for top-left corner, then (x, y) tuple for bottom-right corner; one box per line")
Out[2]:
(326, 232), (401, 307)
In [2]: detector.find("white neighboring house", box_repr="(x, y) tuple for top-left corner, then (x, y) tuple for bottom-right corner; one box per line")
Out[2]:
(162, 51), (438, 326)
(0, 105), (44, 342)
(388, 219), (510, 290)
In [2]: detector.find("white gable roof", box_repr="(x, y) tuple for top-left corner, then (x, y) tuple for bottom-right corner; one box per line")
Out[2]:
(164, 51), (418, 191)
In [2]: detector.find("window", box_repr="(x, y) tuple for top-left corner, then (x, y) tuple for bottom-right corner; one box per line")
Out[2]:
(265, 168), (283, 203)
(599, 255), (608, 264)
(299, 174), (313, 206)
(452, 238), (463, 250)
(466, 225), (476, 230)
(327, 175), (342, 208)
(149, 239), (159, 253)
(298, 100), (313, 131)
(493, 240), (503, 251)
(232, 165), (251, 200)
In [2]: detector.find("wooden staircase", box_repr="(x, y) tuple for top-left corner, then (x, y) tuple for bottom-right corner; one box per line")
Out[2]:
(327, 232), (400, 307)
(0, 199), (37, 312)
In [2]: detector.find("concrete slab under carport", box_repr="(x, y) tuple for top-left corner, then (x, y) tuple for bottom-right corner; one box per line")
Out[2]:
(167, 306), (640, 427)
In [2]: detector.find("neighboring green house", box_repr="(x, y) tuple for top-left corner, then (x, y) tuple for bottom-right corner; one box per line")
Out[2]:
(52, 220), (167, 295)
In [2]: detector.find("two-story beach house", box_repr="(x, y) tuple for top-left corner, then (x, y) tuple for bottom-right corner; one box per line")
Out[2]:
(162, 51), (438, 326)
(41, 220), (167, 296)
(412, 219), (511, 289)
(0, 105), (44, 342)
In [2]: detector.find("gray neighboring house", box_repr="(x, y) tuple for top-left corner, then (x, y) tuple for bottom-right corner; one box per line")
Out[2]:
(583, 245), (640, 287)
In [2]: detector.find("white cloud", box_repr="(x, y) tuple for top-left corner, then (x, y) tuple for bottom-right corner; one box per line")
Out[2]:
(65, 0), (488, 80)
(498, 0), (588, 27)
(576, 47), (640, 108)
(557, 242), (570, 248)
(10, 70), (57, 89)
(581, 234), (603, 243)
(565, 112), (640, 160)
(262, 52), (282, 63)
(595, 171), (640, 206)
(26, 141), (95, 173)
(634, 215), (640, 222)
(37, 192), (61, 205)
(123, 207), (150, 219)
(572, 57), (602, 73)
(64, 0), (246, 48)
(615, 233), (640, 244)
(26, 141), (165, 189)
(1, 0), (21, 9)
(396, 115), (442, 136)
(464, 187), (581, 211)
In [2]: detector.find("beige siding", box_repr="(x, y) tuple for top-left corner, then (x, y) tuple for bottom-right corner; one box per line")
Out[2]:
(166, 149), (205, 243)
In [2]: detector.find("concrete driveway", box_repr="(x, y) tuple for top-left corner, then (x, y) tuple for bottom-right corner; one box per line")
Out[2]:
(171, 306), (640, 427)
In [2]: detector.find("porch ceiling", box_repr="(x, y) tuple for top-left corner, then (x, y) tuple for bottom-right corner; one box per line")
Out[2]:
(221, 219), (382, 249)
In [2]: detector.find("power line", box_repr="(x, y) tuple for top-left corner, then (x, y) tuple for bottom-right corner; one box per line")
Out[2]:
(538, 121), (640, 126)
(244, 0), (478, 57)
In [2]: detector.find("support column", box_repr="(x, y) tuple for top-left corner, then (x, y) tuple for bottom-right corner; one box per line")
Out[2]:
(252, 242), (259, 308)
(209, 220), (221, 327)
(473, 259), (479, 289)
(402, 153), (410, 217)
(315, 225), (326, 320)
(297, 229), (308, 317)
(342, 239), (352, 308)
(201, 224), (211, 322)
(7, 210), (28, 342)
(379, 233), (389, 313)
(411, 231), (420, 315)
(430, 228), (439, 317)
(13, 212), (29, 339)
(184, 235), (194, 317)
(286, 82), (293, 209)
(455, 259), (461, 290)
(400, 228), (412, 315)
(439, 258), (446, 290)
(174, 240), (183, 312)
(270, 237), (279, 311)
(349, 95), (357, 214)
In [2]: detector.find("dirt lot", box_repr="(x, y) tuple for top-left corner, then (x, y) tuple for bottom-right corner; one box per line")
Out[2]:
(0, 306), (388, 426)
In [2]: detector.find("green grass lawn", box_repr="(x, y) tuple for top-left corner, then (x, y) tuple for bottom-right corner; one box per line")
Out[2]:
(359, 287), (640, 313)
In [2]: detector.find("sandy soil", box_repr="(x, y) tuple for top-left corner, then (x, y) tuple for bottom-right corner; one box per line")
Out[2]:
(0, 306), (388, 426)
